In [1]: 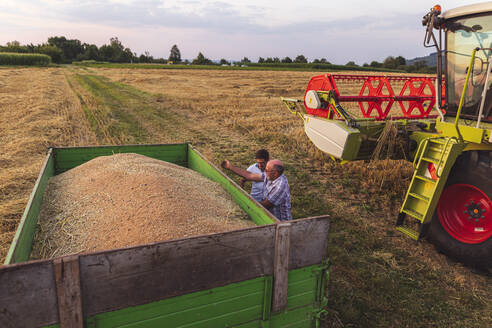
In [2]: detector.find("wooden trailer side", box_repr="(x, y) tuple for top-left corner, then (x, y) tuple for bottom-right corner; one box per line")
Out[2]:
(0, 217), (330, 328)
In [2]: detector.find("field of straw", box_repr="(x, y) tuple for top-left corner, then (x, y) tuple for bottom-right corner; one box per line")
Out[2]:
(0, 66), (490, 327)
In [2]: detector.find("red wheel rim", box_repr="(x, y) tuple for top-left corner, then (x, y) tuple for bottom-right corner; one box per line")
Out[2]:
(438, 184), (492, 244)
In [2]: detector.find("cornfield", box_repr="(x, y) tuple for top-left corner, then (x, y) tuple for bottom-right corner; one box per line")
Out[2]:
(0, 52), (51, 66)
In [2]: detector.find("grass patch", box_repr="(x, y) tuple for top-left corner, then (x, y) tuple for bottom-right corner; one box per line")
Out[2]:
(68, 74), (155, 144)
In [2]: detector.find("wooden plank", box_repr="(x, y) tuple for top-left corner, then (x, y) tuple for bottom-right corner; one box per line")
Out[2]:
(272, 223), (291, 312)
(0, 260), (58, 327)
(79, 216), (330, 316)
(288, 216), (330, 269)
(53, 256), (84, 328)
(79, 224), (277, 317)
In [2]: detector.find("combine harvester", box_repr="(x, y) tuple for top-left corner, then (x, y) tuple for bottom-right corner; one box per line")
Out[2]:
(283, 3), (492, 269)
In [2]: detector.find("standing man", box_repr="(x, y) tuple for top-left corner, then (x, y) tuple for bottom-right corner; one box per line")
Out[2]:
(241, 149), (269, 202)
(221, 159), (292, 221)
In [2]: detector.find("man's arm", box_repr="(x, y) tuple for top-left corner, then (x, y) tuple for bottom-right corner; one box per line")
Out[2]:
(221, 160), (263, 181)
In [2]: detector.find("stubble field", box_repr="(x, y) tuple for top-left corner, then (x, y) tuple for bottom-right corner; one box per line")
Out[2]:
(0, 66), (490, 327)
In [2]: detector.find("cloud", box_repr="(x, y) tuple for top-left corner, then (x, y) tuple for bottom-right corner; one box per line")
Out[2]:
(0, 0), (449, 63)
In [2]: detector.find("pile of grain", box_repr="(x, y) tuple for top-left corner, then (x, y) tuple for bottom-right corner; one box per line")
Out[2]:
(31, 153), (255, 259)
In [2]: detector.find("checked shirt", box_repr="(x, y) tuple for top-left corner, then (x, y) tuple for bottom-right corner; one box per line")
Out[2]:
(263, 174), (292, 221)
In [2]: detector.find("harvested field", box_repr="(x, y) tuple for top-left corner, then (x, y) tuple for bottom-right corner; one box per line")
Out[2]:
(0, 67), (97, 260)
(31, 153), (253, 259)
(1, 66), (490, 327)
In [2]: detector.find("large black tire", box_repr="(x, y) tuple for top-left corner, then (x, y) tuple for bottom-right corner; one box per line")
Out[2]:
(427, 150), (492, 269)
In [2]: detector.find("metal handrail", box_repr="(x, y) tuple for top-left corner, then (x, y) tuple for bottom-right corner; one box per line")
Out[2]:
(455, 47), (479, 140)
(435, 137), (455, 178)
(413, 138), (429, 168)
(477, 56), (492, 128)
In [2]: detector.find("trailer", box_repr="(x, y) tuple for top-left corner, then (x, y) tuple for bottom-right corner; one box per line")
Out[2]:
(0, 143), (330, 328)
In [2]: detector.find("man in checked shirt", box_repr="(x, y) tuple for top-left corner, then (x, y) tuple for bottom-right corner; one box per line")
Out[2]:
(221, 159), (292, 221)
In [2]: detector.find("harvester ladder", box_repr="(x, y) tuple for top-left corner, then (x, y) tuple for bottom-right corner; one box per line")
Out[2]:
(396, 137), (465, 240)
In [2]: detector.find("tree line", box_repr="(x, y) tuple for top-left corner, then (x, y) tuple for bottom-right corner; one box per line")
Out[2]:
(0, 37), (166, 64)
(0, 37), (434, 73)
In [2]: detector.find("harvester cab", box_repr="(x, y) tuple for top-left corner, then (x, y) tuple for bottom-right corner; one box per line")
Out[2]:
(282, 3), (492, 269)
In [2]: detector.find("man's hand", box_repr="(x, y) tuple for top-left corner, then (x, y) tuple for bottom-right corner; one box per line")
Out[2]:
(260, 198), (274, 209)
(221, 160), (230, 170)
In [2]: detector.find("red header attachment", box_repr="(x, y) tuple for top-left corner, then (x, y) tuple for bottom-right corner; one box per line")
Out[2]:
(304, 74), (439, 120)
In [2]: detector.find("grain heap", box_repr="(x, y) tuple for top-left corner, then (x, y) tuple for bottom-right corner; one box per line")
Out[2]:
(31, 153), (255, 259)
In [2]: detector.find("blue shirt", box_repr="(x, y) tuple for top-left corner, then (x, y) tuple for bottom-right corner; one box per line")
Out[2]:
(263, 174), (292, 221)
(247, 163), (264, 202)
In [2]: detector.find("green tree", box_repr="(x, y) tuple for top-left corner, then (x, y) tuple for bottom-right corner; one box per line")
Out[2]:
(47, 36), (84, 63)
(383, 56), (402, 69)
(82, 44), (100, 61)
(97, 37), (134, 63)
(241, 57), (251, 63)
(38, 44), (63, 63)
(219, 58), (229, 65)
(346, 61), (358, 67)
(294, 55), (307, 63)
(370, 61), (382, 67)
(168, 44), (181, 63)
(139, 51), (153, 63)
(319, 58), (329, 64)
(258, 57), (265, 63)
(192, 52), (212, 65)
(2, 40), (29, 53)
(395, 56), (406, 66)
(282, 56), (292, 63)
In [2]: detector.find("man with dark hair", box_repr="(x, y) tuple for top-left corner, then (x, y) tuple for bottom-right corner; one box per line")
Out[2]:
(221, 158), (292, 221)
(241, 149), (269, 202)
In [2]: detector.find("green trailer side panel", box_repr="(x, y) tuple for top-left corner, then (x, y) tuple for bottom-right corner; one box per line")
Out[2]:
(41, 270), (321, 328)
(87, 277), (265, 328)
(53, 144), (188, 173)
(4, 151), (55, 264)
(76, 266), (322, 328)
(233, 306), (316, 328)
(269, 306), (316, 328)
(187, 147), (276, 226)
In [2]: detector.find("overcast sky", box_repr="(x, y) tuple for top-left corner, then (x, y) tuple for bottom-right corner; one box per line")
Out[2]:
(0, 0), (485, 64)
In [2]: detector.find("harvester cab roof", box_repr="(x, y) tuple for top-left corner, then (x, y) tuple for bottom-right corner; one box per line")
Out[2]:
(425, 2), (492, 124)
